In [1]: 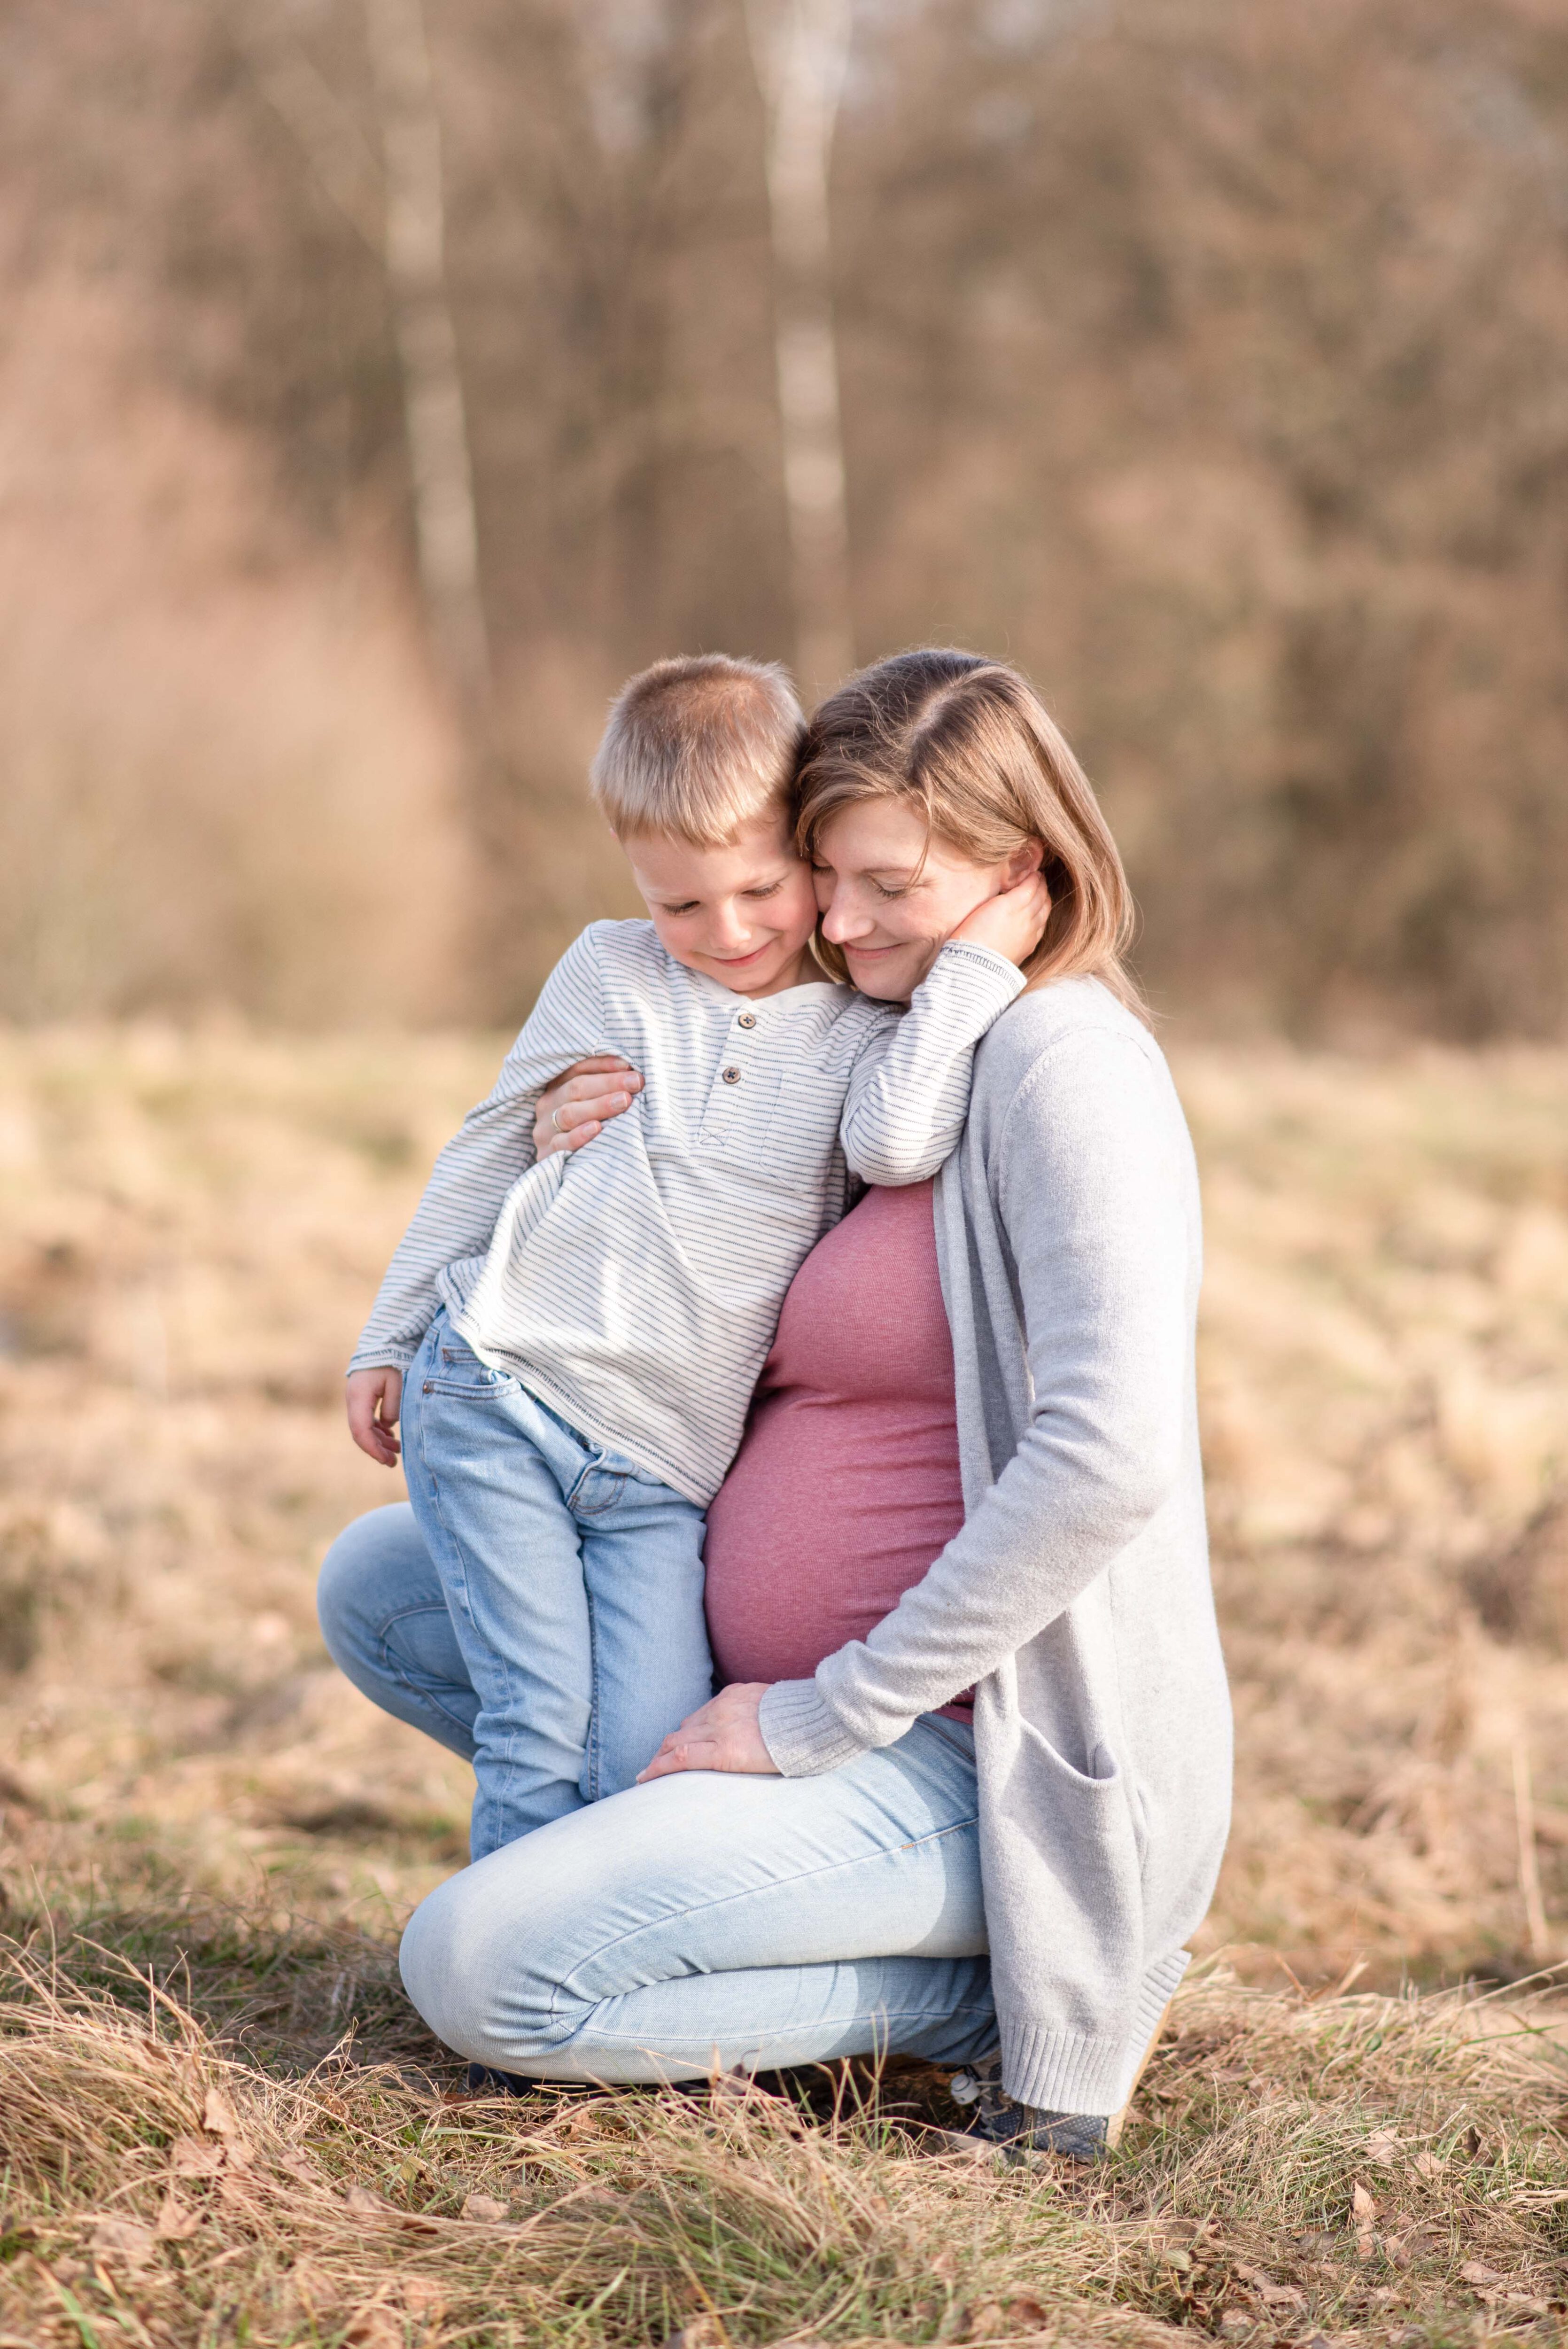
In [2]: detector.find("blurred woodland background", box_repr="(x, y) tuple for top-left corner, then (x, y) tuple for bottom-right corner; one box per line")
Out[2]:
(6, 22), (1568, 2335)
(3, 0), (1567, 1037)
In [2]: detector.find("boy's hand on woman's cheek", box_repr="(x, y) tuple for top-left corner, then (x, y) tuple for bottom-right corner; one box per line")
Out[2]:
(637, 1684), (780, 1781)
(534, 1058), (642, 1159)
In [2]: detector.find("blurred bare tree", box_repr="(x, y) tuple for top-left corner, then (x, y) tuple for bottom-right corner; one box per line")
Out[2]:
(363, 0), (491, 722)
(745, 0), (855, 703)
(0, 0), (1564, 1033)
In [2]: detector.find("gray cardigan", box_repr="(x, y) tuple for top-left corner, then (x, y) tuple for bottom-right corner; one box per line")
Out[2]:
(757, 978), (1233, 2116)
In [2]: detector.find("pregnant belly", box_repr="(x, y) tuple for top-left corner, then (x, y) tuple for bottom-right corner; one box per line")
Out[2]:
(703, 1390), (968, 1690)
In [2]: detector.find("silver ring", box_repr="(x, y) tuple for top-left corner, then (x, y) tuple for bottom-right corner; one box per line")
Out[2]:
(551, 1108), (565, 1133)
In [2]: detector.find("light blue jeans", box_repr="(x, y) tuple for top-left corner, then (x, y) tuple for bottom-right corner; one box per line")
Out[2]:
(317, 1503), (997, 2082)
(400, 1312), (714, 1857)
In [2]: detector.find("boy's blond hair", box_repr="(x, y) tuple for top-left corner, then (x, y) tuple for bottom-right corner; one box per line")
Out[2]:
(590, 655), (805, 845)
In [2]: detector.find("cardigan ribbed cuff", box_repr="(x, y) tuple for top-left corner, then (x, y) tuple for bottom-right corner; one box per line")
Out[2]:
(999, 1949), (1192, 2115)
(756, 1680), (870, 1776)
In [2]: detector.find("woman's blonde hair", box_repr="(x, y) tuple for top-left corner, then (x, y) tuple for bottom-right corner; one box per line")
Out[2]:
(796, 649), (1147, 1019)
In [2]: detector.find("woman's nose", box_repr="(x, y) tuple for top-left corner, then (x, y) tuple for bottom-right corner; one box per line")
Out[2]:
(820, 887), (871, 944)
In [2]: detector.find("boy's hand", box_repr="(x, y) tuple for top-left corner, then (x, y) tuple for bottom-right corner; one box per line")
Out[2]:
(534, 1056), (643, 1159)
(951, 870), (1051, 969)
(636, 1683), (780, 1781)
(347, 1367), (403, 1466)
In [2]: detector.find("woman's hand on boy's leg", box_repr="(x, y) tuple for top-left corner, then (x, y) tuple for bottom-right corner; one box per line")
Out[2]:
(534, 1057), (643, 1159)
(347, 1367), (403, 1466)
(637, 1683), (780, 1782)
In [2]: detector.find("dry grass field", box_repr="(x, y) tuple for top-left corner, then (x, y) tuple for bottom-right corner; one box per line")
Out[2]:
(3, 1025), (1568, 2346)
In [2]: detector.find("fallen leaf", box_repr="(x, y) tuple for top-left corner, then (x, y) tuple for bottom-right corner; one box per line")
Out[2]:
(170, 2134), (224, 2179)
(1459, 2260), (1507, 2287)
(289, 2260), (331, 2311)
(202, 2086), (240, 2137)
(1351, 2181), (1377, 2223)
(155, 2192), (200, 2242)
(1003, 2295), (1052, 2330)
(401, 2278), (446, 2319)
(965, 2302), (1005, 2339)
(931, 2247), (958, 2279)
(90, 2217), (155, 2274)
(461, 2191), (509, 2224)
(1258, 2281), (1306, 2308)
(659, 2321), (725, 2349)
(276, 2150), (318, 2184)
(1414, 2150), (1443, 2180)
(1364, 2131), (1401, 2163)
(345, 2185), (396, 2217)
(343, 2307), (403, 2349)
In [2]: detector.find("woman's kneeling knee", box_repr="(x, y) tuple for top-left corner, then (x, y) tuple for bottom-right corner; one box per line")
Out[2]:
(399, 1868), (561, 2065)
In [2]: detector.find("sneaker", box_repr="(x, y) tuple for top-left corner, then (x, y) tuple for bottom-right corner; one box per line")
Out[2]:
(943, 1995), (1177, 2164)
(947, 2057), (1109, 2162)
(465, 2061), (531, 2097)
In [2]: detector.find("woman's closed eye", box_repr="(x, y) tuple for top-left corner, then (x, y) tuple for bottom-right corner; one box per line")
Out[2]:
(812, 862), (921, 901)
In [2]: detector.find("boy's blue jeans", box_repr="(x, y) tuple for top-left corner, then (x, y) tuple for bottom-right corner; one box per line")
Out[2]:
(400, 1311), (714, 1858)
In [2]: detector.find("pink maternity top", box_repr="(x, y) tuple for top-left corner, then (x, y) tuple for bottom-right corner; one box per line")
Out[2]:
(703, 1178), (972, 1721)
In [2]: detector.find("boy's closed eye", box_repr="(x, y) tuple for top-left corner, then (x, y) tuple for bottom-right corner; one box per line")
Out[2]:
(658, 876), (790, 917)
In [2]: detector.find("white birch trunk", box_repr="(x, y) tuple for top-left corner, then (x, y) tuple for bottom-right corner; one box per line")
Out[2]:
(364, 0), (491, 722)
(745, 0), (855, 706)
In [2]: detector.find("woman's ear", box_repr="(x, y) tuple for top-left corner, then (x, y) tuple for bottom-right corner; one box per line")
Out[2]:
(1005, 840), (1046, 886)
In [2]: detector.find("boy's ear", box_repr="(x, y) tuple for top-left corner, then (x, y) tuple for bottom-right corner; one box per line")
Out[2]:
(1005, 840), (1046, 885)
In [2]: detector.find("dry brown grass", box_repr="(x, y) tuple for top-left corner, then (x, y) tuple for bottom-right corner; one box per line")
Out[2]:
(4, 1923), (1568, 2346)
(3, 1026), (1568, 2343)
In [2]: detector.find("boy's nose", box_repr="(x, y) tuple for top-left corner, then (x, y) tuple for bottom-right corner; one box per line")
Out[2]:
(707, 906), (752, 950)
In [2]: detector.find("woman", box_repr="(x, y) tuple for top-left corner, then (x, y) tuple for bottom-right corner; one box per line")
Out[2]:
(317, 650), (1231, 2157)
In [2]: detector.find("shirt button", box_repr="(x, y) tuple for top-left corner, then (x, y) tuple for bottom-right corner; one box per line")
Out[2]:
(722, 1065), (742, 1084)
(737, 1011), (757, 1029)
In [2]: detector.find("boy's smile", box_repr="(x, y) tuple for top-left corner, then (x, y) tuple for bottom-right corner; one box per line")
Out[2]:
(620, 815), (822, 999)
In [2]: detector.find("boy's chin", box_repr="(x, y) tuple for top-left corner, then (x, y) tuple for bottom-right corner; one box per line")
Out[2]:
(692, 941), (812, 994)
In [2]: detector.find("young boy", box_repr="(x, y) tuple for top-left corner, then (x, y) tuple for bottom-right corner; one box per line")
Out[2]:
(346, 654), (1031, 1860)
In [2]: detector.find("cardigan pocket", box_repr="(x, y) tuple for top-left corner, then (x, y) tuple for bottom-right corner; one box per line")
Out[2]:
(1013, 1723), (1149, 1887)
(1018, 1722), (1125, 1793)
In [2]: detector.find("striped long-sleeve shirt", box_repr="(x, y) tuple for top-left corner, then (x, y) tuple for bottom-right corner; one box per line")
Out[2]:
(350, 920), (1024, 1504)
